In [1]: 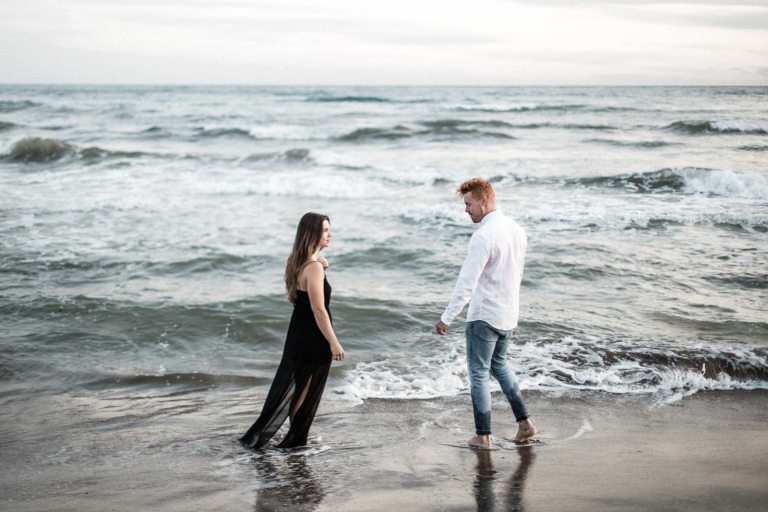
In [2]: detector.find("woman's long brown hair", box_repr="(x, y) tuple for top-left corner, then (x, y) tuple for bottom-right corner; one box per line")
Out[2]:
(284, 212), (329, 304)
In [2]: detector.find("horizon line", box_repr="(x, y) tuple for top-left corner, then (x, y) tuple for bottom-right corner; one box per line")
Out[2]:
(1, 83), (767, 88)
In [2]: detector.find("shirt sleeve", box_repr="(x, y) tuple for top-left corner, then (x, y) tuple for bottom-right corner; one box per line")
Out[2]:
(441, 233), (491, 326)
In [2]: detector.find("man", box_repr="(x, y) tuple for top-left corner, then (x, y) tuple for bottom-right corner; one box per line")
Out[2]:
(436, 178), (537, 449)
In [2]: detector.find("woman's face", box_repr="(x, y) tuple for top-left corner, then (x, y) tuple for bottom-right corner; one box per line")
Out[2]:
(318, 220), (331, 250)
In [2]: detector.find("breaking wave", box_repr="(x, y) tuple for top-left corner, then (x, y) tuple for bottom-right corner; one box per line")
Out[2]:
(665, 121), (768, 135)
(308, 95), (432, 104)
(525, 123), (615, 130)
(79, 147), (149, 159)
(4, 137), (72, 163)
(240, 148), (311, 162)
(571, 168), (768, 199)
(194, 127), (254, 139)
(337, 127), (412, 141)
(1, 139), (170, 164)
(332, 337), (768, 404)
(310, 95), (392, 103)
(336, 124), (515, 141)
(450, 103), (586, 113)
(584, 138), (678, 148)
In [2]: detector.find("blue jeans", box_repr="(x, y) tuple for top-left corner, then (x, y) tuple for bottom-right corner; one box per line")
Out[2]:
(466, 320), (529, 435)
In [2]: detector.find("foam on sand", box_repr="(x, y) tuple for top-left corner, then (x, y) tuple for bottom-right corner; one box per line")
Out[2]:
(332, 337), (768, 406)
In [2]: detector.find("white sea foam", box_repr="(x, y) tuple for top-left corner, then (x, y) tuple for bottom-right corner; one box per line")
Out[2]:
(679, 168), (768, 200)
(710, 120), (768, 134)
(564, 419), (593, 440)
(247, 125), (321, 140)
(331, 337), (768, 406)
(449, 103), (537, 112)
(194, 170), (392, 199)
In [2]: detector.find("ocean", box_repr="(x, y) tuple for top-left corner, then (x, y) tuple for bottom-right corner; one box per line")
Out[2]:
(1, 86), (767, 467)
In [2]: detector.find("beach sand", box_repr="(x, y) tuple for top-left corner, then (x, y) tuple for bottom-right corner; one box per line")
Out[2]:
(2, 390), (767, 511)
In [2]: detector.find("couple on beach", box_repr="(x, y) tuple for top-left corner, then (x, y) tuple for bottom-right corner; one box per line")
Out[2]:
(240, 178), (537, 451)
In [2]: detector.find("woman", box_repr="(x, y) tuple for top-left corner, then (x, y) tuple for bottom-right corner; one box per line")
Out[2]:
(240, 213), (344, 449)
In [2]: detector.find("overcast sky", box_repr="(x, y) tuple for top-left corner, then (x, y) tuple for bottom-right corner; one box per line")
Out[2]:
(1, 0), (767, 85)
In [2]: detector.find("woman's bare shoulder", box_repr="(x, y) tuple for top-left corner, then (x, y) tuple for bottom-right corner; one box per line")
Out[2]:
(300, 260), (324, 280)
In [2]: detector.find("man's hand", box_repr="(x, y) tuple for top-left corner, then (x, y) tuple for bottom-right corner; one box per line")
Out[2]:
(435, 320), (448, 335)
(318, 257), (329, 270)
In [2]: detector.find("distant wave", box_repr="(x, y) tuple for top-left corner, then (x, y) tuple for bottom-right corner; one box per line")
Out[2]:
(425, 120), (616, 131)
(336, 119), (617, 142)
(665, 121), (768, 135)
(3, 137), (72, 163)
(451, 103), (586, 113)
(337, 127), (413, 141)
(194, 127), (254, 139)
(704, 274), (768, 290)
(308, 95), (431, 104)
(487, 167), (768, 202)
(525, 123), (616, 131)
(0, 100), (40, 113)
(192, 125), (318, 141)
(0, 121), (15, 132)
(422, 119), (514, 129)
(336, 123), (516, 141)
(310, 95), (391, 103)
(584, 138), (679, 148)
(572, 168), (768, 199)
(523, 210), (768, 233)
(241, 148), (311, 162)
(739, 145), (768, 151)
(0, 138), (171, 164)
(79, 146), (148, 159)
(589, 106), (643, 113)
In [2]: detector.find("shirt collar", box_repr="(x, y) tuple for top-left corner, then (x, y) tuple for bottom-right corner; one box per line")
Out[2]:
(479, 209), (501, 226)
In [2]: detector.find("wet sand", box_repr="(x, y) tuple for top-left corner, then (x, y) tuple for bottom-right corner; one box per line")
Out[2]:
(2, 390), (767, 511)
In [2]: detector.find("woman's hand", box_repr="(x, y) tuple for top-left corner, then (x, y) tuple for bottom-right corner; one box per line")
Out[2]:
(318, 257), (329, 270)
(331, 342), (345, 361)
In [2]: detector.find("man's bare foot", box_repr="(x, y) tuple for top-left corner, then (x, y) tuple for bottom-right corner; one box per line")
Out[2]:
(514, 419), (537, 443)
(468, 435), (492, 450)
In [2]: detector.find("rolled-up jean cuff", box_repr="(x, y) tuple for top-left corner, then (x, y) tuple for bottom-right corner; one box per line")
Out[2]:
(476, 430), (491, 436)
(516, 415), (530, 423)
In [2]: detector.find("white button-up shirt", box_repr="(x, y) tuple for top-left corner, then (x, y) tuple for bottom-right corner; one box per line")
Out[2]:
(441, 210), (527, 331)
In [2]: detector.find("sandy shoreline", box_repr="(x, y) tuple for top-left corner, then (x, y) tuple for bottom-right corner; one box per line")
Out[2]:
(2, 390), (767, 511)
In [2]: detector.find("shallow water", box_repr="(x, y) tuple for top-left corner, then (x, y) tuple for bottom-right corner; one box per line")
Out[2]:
(1, 86), (766, 418)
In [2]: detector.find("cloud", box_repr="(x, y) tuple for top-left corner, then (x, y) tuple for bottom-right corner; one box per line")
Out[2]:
(511, 1), (768, 5)
(606, 4), (768, 30)
(1, 0), (767, 84)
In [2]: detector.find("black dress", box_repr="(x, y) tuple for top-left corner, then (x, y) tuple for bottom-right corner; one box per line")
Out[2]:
(240, 274), (333, 449)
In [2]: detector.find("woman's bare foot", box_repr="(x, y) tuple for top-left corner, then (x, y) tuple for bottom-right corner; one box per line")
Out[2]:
(514, 419), (537, 443)
(468, 435), (492, 449)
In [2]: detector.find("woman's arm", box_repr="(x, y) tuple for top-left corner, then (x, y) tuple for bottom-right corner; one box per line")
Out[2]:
(305, 262), (345, 361)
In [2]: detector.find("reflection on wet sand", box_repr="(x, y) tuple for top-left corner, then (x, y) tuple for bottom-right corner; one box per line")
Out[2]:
(473, 448), (537, 512)
(252, 454), (324, 512)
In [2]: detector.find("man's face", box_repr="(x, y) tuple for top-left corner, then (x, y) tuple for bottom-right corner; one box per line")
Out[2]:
(463, 191), (488, 223)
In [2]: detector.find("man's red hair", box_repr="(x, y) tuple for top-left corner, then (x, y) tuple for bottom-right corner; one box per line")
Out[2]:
(456, 178), (496, 203)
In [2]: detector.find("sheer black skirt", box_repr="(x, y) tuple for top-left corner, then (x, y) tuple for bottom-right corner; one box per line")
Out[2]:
(241, 283), (333, 449)
(240, 353), (330, 449)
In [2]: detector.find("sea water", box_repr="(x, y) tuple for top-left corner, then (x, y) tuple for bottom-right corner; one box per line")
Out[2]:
(1, 86), (766, 416)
